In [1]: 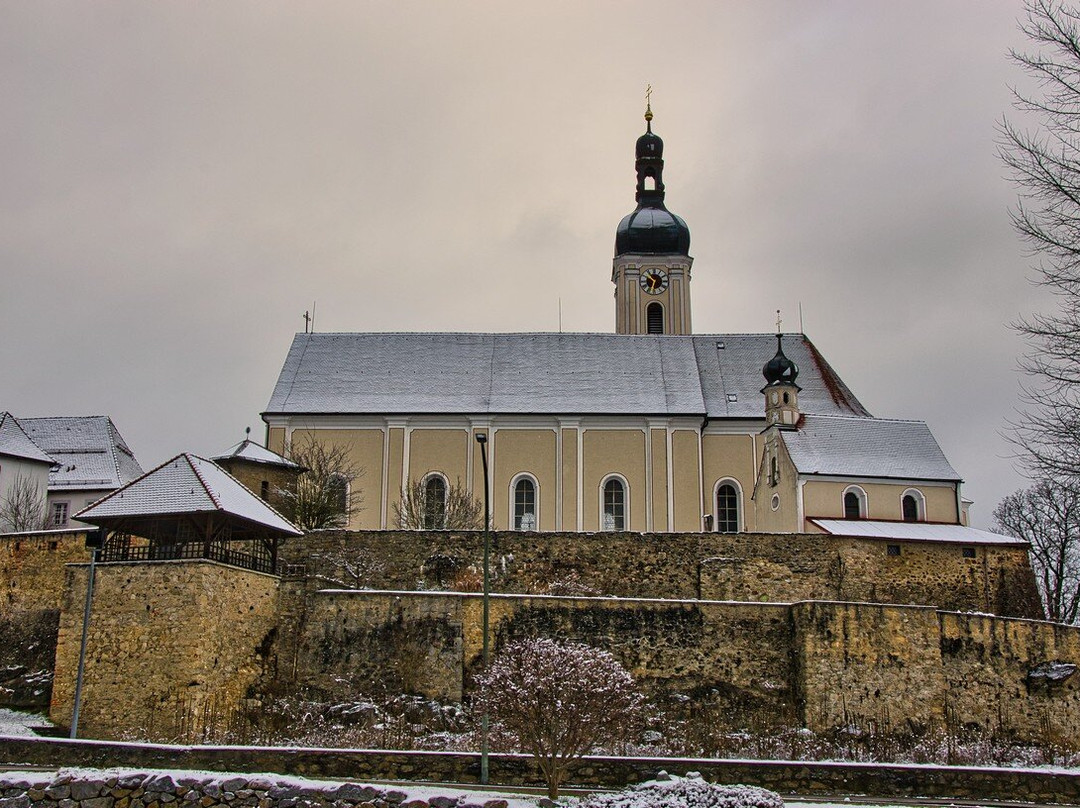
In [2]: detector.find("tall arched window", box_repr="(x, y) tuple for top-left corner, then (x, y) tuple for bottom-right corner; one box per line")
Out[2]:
(602, 477), (627, 531)
(902, 489), (925, 522)
(646, 302), (664, 334)
(513, 476), (537, 530)
(423, 474), (447, 529)
(843, 486), (867, 520)
(715, 481), (740, 533)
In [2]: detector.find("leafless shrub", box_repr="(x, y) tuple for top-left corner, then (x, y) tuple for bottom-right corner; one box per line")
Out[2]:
(474, 637), (643, 798)
(278, 435), (364, 530)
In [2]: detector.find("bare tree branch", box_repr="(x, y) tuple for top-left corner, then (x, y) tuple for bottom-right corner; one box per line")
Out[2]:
(995, 479), (1080, 623)
(0, 471), (48, 533)
(278, 434), (364, 530)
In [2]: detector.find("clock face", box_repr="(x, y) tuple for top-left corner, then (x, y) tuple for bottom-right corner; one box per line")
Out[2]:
(639, 268), (669, 295)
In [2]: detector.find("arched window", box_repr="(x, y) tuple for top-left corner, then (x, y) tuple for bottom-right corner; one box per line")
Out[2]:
(843, 486), (867, 520)
(602, 476), (627, 531)
(646, 302), (664, 334)
(423, 474), (447, 529)
(260, 480), (270, 501)
(902, 489), (925, 522)
(512, 476), (537, 531)
(715, 481), (740, 533)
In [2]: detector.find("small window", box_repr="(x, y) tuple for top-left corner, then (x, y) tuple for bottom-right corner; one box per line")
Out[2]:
(887, 544), (901, 556)
(51, 502), (69, 528)
(260, 480), (270, 501)
(602, 478), (626, 531)
(48, 540), (58, 551)
(423, 475), (447, 530)
(646, 302), (664, 334)
(962, 546), (976, 559)
(843, 487), (867, 520)
(901, 489), (925, 523)
(513, 477), (537, 531)
(844, 492), (861, 519)
(715, 483), (739, 533)
(769, 456), (779, 487)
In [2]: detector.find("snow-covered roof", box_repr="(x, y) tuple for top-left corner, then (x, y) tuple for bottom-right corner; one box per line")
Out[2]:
(264, 332), (869, 420)
(811, 519), (1026, 546)
(75, 453), (302, 536)
(0, 412), (54, 465)
(781, 414), (960, 482)
(212, 438), (299, 469)
(19, 416), (143, 491)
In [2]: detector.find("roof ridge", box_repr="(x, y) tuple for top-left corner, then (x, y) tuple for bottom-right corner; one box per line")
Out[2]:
(804, 413), (928, 425)
(186, 454), (223, 510)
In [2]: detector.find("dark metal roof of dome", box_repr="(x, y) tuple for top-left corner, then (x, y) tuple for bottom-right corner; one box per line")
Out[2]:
(762, 333), (800, 387)
(616, 206), (691, 256)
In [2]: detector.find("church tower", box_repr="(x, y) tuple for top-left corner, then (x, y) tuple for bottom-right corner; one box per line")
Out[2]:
(612, 101), (694, 335)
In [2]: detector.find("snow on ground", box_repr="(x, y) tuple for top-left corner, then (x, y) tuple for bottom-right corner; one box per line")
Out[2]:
(0, 708), (54, 738)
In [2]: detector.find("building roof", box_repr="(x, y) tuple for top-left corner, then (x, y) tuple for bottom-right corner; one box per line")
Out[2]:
(19, 416), (143, 491)
(811, 519), (1024, 546)
(264, 332), (870, 420)
(212, 438), (300, 469)
(781, 414), (960, 482)
(75, 453), (302, 536)
(0, 412), (54, 465)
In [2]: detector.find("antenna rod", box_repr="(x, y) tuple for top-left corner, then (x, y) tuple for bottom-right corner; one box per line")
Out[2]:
(799, 302), (804, 334)
(311, 301), (316, 333)
(559, 298), (563, 333)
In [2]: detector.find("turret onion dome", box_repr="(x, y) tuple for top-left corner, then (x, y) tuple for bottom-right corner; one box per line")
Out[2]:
(615, 105), (691, 257)
(763, 333), (800, 386)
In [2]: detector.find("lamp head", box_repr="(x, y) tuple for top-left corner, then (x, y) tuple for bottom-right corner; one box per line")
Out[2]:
(474, 433), (488, 444)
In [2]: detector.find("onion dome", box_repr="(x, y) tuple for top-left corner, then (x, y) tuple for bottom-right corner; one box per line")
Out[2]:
(763, 333), (799, 386)
(614, 104), (691, 257)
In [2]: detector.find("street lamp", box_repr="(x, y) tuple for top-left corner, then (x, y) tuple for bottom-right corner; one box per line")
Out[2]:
(474, 432), (491, 785)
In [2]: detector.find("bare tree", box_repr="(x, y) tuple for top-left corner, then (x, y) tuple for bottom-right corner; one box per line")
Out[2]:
(1001, 0), (1080, 476)
(278, 435), (364, 530)
(0, 471), (48, 533)
(393, 477), (482, 530)
(995, 479), (1080, 623)
(474, 638), (643, 798)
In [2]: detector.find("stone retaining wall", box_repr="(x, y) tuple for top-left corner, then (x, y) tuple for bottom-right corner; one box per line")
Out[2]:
(282, 530), (1042, 618)
(50, 561), (280, 741)
(2, 738), (1080, 804)
(0, 530), (90, 710)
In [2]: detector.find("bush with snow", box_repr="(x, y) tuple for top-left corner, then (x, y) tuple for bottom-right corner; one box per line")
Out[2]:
(578, 773), (784, 808)
(474, 637), (643, 799)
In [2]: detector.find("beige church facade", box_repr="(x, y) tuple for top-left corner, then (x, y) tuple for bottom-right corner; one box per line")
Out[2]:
(264, 109), (970, 537)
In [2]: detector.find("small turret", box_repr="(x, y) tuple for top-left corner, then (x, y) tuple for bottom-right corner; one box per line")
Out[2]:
(761, 325), (801, 428)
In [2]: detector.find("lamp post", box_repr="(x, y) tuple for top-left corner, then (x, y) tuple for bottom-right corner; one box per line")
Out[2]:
(474, 432), (491, 785)
(72, 528), (104, 739)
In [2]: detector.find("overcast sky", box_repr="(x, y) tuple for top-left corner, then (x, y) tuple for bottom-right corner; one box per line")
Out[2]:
(0, 2), (1052, 528)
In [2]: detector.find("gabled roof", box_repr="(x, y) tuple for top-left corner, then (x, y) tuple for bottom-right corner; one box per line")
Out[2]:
(264, 332), (869, 420)
(0, 412), (54, 465)
(812, 519), (1023, 546)
(20, 416), (143, 491)
(75, 453), (302, 536)
(781, 414), (960, 482)
(212, 438), (299, 469)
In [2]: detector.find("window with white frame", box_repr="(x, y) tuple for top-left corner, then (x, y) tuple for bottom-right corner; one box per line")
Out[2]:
(423, 474), (447, 529)
(51, 501), (69, 528)
(602, 477), (627, 531)
(512, 476), (537, 530)
(715, 481), (740, 533)
(901, 489), (925, 522)
(843, 486), (867, 520)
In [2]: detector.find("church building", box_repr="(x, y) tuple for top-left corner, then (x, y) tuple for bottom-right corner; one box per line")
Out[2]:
(263, 106), (971, 536)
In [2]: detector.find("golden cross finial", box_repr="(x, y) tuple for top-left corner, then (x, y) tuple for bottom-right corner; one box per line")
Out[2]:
(776, 309), (782, 334)
(644, 84), (653, 122)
